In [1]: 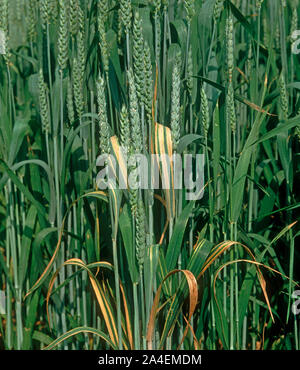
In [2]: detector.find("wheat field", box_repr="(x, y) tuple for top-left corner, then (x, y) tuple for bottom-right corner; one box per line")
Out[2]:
(0, 0), (299, 350)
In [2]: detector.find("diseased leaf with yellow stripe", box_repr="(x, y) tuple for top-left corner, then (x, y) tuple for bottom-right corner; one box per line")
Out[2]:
(154, 122), (175, 221)
(198, 241), (276, 327)
(110, 135), (128, 189)
(46, 258), (118, 347)
(146, 269), (198, 350)
(212, 258), (300, 346)
(120, 282), (134, 349)
(24, 191), (108, 299)
(43, 326), (117, 350)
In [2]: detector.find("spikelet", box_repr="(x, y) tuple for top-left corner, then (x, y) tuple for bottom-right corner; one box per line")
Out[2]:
(184, 0), (195, 24)
(279, 73), (288, 120)
(226, 83), (236, 133)
(97, 2), (109, 74)
(127, 69), (144, 216)
(275, 24), (280, 50)
(72, 57), (84, 119)
(128, 69), (143, 154)
(77, 29), (85, 79)
(226, 15), (236, 133)
(69, 0), (80, 37)
(175, 49), (182, 69)
(120, 105), (131, 151)
(0, 0), (8, 32)
(58, 0), (69, 72)
(133, 12), (145, 104)
(201, 87), (209, 137)
(67, 77), (75, 125)
(128, 190), (138, 218)
(38, 69), (50, 134)
(40, 0), (50, 28)
(143, 42), (153, 120)
(128, 165), (138, 217)
(120, 0), (132, 34)
(186, 48), (193, 97)
(132, 14), (153, 119)
(213, 0), (224, 22)
(96, 75), (110, 155)
(136, 198), (146, 269)
(170, 62), (181, 151)
(290, 6), (298, 43)
(263, 16), (269, 46)
(226, 15), (234, 84)
(117, 10), (122, 43)
(98, 0), (108, 24)
(154, 0), (161, 61)
(78, 5), (84, 32)
(26, 0), (37, 43)
(49, 0), (59, 24)
(0, 0), (9, 63)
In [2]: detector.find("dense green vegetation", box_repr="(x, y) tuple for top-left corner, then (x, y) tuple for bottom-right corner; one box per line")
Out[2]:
(0, 0), (299, 350)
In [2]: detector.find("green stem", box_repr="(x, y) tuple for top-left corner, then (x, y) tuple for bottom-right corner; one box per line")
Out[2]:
(109, 197), (122, 349)
(206, 22), (216, 77)
(126, 32), (130, 69)
(140, 267), (146, 349)
(4, 185), (12, 349)
(133, 281), (140, 350)
(256, 8), (261, 103)
(46, 23), (53, 95)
